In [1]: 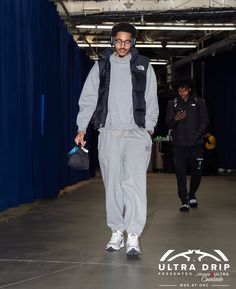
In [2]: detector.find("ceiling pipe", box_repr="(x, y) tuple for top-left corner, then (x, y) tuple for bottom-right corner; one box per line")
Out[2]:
(172, 32), (236, 68)
(72, 8), (236, 21)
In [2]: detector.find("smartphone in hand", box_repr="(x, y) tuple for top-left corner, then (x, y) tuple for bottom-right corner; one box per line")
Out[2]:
(177, 107), (185, 113)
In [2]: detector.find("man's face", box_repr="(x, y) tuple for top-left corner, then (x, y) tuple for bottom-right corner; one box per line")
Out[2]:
(114, 31), (133, 57)
(178, 86), (191, 101)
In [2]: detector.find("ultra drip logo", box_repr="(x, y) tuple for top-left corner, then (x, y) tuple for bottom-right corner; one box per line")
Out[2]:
(158, 249), (230, 287)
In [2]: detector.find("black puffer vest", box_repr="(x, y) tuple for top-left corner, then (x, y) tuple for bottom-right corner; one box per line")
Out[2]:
(93, 48), (149, 129)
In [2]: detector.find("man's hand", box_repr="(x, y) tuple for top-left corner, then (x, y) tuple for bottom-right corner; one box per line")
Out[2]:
(174, 111), (186, 121)
(147, 130), (154, 136)
(74, 131), (86, 147)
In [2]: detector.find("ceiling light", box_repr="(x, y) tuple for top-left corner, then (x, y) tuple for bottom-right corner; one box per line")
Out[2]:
(76, 24), (236, 31)
(150, 61), (168, 65)
(77, 42), (197, 49)
(77, 25), (112, 29)
(150, 59), (168, 62)
(143, 22), (235, 27)
(77, 43), (111, 48)
(150, 59), (168, 65)
(137, 26), (236, 31)
(77, 25), (97, 29)
(133, 42), (197, 48)
(166, 44), (196, 48)
(135, 44), (162, 48)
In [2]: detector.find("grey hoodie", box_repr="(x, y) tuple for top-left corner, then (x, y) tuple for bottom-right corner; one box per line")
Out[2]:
(76, 51), (159, 132)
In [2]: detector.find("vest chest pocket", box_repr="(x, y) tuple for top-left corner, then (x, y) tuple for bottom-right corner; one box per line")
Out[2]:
(132, 70), (146, 92)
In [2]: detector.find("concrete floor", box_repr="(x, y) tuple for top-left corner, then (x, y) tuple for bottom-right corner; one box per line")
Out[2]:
(0, 173), (235, 289)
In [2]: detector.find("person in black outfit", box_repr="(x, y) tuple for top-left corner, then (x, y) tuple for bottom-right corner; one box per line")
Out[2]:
(166, 78), (209, 212)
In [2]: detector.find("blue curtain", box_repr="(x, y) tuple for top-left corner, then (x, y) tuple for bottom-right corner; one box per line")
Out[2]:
(0, 0), (93, 211)
(205, 48), (236, 170)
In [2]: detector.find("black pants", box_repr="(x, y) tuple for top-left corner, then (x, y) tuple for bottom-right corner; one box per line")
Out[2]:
(173, 145), (204, 203)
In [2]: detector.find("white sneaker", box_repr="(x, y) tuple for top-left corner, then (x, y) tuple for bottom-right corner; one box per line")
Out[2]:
(189, 198), (198, 208)
(126, 233), (141, 256)
(105, 230), (124, 251)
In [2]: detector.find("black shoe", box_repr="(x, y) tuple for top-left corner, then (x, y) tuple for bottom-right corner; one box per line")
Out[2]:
(179, 204), (189, 212)
(189, 198), (198, 208)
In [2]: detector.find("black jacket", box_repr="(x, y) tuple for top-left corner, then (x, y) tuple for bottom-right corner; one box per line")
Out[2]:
(93, 47), (149, 129)
(166, 95), (209, 147)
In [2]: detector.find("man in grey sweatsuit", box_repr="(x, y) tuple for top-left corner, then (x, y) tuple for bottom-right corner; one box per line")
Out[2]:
(75, 23), (159, 256)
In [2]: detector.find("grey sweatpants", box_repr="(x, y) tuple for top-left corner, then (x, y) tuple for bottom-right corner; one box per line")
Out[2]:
(98, 128), (152, 235)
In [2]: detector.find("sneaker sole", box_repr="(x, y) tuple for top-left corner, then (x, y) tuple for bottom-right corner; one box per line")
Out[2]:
(106, 246), (119, 252)
(126, 248), (141, 256)
(179, 207), (189, 212)
(189, 203), (198, 208)
(106, 242), (124, 252)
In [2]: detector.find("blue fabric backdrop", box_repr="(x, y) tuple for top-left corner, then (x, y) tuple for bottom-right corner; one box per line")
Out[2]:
(0, 0), (93, 211)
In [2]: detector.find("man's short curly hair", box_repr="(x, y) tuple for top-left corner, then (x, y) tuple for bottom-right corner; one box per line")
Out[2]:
(111, 23), (137, 38)
(172, 78), (195, 91)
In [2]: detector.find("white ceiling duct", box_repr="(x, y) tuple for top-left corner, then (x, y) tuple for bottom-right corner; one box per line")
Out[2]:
(58, 0), (236, 15)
